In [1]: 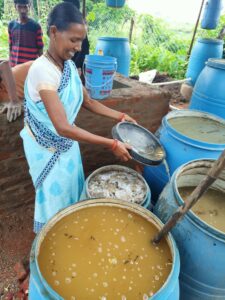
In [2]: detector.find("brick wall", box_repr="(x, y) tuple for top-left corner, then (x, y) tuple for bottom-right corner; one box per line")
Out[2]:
(0, 114), (34, 215)
(0, 75), (170, 214)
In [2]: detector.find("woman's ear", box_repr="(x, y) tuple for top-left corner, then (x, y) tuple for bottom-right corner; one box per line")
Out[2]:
(49, 25), (58, 39)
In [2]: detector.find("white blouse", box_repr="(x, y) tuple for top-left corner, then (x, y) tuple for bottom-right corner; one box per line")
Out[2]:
(26, 55), (62, 102)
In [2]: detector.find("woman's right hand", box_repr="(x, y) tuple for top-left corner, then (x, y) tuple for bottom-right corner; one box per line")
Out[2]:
(111, 140), (132, 162)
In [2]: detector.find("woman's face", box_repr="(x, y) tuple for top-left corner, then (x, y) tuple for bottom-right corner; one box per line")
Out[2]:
(51, 23), (87, 61)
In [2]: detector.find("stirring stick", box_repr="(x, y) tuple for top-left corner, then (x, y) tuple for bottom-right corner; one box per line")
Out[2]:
(152, 149), (225, 244)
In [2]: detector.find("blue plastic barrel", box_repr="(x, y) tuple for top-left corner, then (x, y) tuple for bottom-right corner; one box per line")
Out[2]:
(201, 0), (222, 29)
(190, 58), (225, 120)
(154, 159), (225, 300)
(95, 37), (131, 77)
(143, 163), (170, 205)
(186, 38), (223, 86)
(106, 0), (125, 8)
(79, 165), (152, 209)
(143, 110), (225, 202)
(84, 54), (117, 100)
(29, 199), (180, 300)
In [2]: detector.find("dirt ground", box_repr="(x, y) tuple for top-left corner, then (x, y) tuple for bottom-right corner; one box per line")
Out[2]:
(152, 72), (189, 109)
(0, 72), (186, 299)
(0, 205), (35, 299)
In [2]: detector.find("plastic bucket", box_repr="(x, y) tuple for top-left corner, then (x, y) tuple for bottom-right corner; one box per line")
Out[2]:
(143, 110), (225, 203)
(201, 0), (222, 29)
(154, 159), (225, 299)
(29, 198), (180, 299)
(95, 37), (131, 77)
(106, 0), (125, 8)
(80, 165), (151, 209)
(190, 58), (225, 120)
(84, 54), (117, 100)
(186, 38), (223, 86)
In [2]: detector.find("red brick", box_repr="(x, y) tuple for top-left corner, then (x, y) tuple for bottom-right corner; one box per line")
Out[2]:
(14, 291), (25, 300)
(14, 261), (28, 281)
(4, 293), (14, 300)
(20, 275), (30, 294)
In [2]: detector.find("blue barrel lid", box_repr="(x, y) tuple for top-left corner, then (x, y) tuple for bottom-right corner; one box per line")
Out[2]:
(98, 37), (129, 42)
(198, 38), (224, 45)
(85, 54), (117, 64)
(207, 58), (225, 69)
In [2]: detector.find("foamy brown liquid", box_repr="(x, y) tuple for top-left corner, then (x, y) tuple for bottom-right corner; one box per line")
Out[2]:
(179, 187), (225, 233)
(38, 206), (172, 300)
(168, 117), (225, 144)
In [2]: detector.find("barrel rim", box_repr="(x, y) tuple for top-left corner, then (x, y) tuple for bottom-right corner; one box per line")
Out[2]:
(173, 158), (225, 240)
(85, 164), (150, 205)
(197, 38), (224, 45)
(207, 58), (225, 70)
(97, 36), (129, 42)
(33, 198), (180, 299)
(163, 109), (225, 149)
(85, 54), (117, 64)
(106, 0), (125, 7)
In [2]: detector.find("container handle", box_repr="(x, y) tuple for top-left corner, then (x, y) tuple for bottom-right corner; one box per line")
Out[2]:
(83, 61), (117, 88)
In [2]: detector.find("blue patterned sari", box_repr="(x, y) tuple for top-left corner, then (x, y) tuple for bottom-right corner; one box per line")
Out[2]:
(20, 60), (85, 233)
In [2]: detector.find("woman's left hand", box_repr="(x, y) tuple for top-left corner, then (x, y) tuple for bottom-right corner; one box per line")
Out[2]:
(120, 113), (137, 124)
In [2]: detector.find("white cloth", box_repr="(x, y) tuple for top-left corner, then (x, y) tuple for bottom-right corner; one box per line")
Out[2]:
(26, 55), (62, 102)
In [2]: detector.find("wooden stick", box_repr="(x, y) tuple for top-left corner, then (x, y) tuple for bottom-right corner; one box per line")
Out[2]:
(186, 0), (205, 59)
(129, 17), (135, 43)
(152, 149), (225, 244)
(217, 25), (225, 39)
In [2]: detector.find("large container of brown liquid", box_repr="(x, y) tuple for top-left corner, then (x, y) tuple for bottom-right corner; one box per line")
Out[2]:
(29, 198), (180, 300)
(154, 159), (225, 300)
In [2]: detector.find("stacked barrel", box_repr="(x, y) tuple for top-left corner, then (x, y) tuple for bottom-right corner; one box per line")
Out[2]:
(182, 0), (224, 103)
(143, 3), (225, 299)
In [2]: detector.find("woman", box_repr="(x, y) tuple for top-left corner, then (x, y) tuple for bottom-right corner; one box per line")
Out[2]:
(20, 2), (135, 233)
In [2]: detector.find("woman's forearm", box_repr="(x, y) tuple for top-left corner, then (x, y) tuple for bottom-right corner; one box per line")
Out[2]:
(58, 123), (113, 148)
(82, 87), (122, 120)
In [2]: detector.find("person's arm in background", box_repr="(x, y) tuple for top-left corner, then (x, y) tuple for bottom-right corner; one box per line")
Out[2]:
(36, 23), (44, 57)
(0, 61), (22, 122)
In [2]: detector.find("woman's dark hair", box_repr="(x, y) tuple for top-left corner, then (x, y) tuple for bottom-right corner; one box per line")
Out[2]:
(63, 0), (80, 10)
(14, 0), (30, 4)
(47, 2), (84, 36)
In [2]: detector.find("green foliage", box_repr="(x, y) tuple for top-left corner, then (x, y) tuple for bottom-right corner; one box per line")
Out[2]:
(38, 0), (60, 33)
(140, 15), (170, 45)
(197, 14), (225, 40)
(0, 0), (4, 19)
(130, 43), (187, 78)
(87, 2), (135, 48)
(3, 0), (224, 79)
(86, 0), (105, 14)
(87, 3), (134, 29)
(0, 21), (9, 58)
(129, 14), (190, 78)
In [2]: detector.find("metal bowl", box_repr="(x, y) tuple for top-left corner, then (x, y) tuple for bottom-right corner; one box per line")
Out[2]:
(112, 122), (165, 166)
